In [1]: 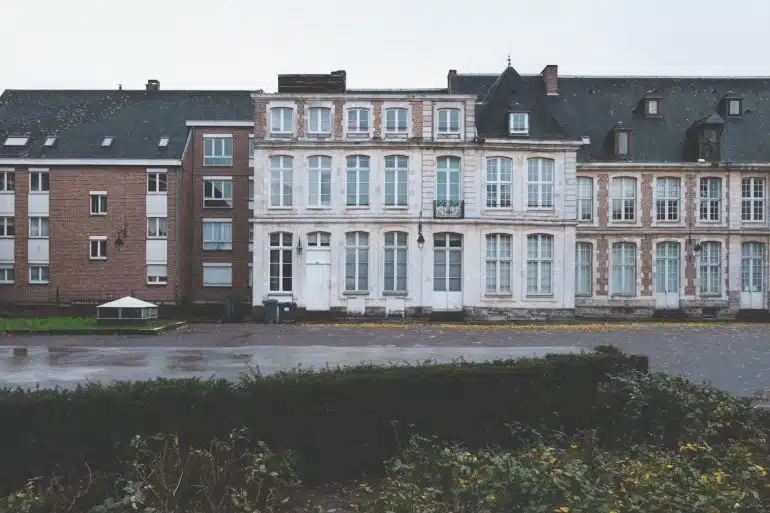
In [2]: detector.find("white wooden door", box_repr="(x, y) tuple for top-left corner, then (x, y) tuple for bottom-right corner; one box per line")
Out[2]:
(431, 233), (463, 311)
(741, 242), (764, 309)
(304, 248), (331, 311)
(654, 241), (681, 309)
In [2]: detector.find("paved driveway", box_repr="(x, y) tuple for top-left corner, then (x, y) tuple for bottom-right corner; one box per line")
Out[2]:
(1, 324), (769, 398)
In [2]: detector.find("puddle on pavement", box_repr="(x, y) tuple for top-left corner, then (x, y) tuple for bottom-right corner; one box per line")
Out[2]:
(166, 350), (206, 372)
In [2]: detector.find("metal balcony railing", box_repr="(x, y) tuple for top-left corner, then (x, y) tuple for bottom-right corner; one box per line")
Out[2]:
(433, 200), (465, 219)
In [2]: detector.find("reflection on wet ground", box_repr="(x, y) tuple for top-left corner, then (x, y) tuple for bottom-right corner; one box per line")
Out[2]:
(0, 345), (581, 390)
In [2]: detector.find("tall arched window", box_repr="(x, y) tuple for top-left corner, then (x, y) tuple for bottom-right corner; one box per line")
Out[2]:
(485, 233), (512, 294)
(527, 158), (554, 209)
(526, 234), (553, 295)
(384, 231), (408, 293)
(345, 232), (369, 292)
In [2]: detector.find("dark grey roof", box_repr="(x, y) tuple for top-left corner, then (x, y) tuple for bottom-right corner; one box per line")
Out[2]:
(454, 71), (770, 163)
(0, 89), (254, 160)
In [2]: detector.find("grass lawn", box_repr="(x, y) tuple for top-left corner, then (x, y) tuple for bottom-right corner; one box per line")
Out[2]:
(0, 316), (171, 330)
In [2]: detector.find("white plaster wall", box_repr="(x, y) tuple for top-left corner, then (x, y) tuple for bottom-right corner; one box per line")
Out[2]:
(253, 222), (574, 310)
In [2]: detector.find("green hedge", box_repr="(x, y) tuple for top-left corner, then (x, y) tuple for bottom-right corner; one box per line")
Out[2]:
(0, 352), (647, 493)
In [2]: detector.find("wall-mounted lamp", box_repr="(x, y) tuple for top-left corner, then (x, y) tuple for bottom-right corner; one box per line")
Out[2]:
(417, 211), (425, 249)
(296, 238), (303, 255)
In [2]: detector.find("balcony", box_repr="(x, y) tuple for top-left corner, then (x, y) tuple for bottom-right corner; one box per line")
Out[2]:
(433, 200), (464, 219)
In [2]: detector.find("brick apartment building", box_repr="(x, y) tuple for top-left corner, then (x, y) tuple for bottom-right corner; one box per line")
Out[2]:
(3, 67), (770, 320)
(0, 81), (254, 307)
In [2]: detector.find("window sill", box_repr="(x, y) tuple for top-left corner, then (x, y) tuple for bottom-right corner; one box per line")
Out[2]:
(269, 133), (294, 138)
(202, 204), (234, 209)
(0, 191), (15, 195)
(509, 131), (530, 136)
(147, 281), (168, 286)
(526, 294), (554, 299)
(698, 293), (722, 298)
(346, 132), (371, 138)
(202, 248), (233, 252)
(609, 220), (637, 224)
(384, 132), (408, 138)
(741, 220), (766, 224)
(28, 191), (50, 194)
(147, 236), (168, 240)
(90, 213), (107, 217)
(306, 206), (332, 210)
(0, 235), (14, 239)
(89, 257), (107, 261)
(267, 206), (295, 210)
(306, 132), (332, 138)
(147, 191), (168, 195)
(29, 281), (49, 285)
(527, 207), (556, 212)
(484, 293), (513, 298)
(697, 219), (722, 224)
(0, 281), (15, 285)
(203, 283), (232, 288)
(345, 206), (370, 210)
(382, 291), (407, 297)
(575, 293), (593, 298)
(202, 163), (234, 168)
(28, 236), (49, 240)
(384, 205), (409, 210)
(610, 294), (636, 298)
(436, 133), (461, 138)
(343, 291), (369, 296)
(267, 291), (293, 296)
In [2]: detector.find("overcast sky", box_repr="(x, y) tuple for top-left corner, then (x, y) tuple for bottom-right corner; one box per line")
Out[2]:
(3, 0), (769, 92)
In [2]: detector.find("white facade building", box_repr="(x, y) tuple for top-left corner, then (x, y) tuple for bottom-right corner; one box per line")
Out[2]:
(251, 71), (584, 319)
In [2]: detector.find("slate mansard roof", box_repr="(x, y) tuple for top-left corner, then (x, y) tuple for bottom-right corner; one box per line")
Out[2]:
(454, 67), (770, 163)
(0, 89), (254, 161)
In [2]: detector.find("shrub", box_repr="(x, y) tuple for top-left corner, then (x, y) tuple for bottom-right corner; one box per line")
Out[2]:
(0, 353), (646, 493)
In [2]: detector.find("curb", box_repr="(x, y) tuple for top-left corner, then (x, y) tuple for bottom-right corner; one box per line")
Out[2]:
(0, 321), (187, 336)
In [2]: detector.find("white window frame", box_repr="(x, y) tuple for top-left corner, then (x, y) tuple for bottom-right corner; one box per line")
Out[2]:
(248, 221), (254, 252)
(508, 113), (529, 135)
(29, 170), (49, 193)
(307, 107), (332, 135)
(89, 191), (107, 215)
(28, 217), (49, 238)
(384, 107), (408, 135)
(699, 177), (721, 222)
(147, 217), (168, 239)
(646, 99), (659, 116)
(29, 264), (49, 284)
(346, 155), (370, 207)
(268, 155), (293, 208)
(728, 99), (742, 116)
(0, 263), (14, 284)
(383, 231), (408, 294)
(89, 236), (107, 260)
(0, 216), (14, 238)
(202, 263), (232, 288)
(202, 219), (233, 251)
(527, 158), (554, 209)
(611, 177), (637, 222)
(577, 177), (593, 221)
(741, 177), (765, 222)
(575, 241), (593, 296)
(485, 233), (512, 295)
(269, 232), (293, 292)
(437, 108), (461, 135)
(147, 264), (168, 285)
(655, 177), (681, 222)
(384, 155), (409, 207)
(0, 171), (14, 192)
(203, 135), (233, 167)
(347, 107), (371, 134)
(436, 156), (461, 201)
(147, 171), (167, 193)
(203, 177), (233, 208)
(270, 107), (294, 135)
(741, 242), (764, 293)
(699, 241), (722, 296)
(308, 156), (332, 208)
(611, 242), (637, 296)
(485, 157), (513, 208)
(308, 231), (331, 247)
(526, 234), (553, 296)
(345, 231), (369, 293)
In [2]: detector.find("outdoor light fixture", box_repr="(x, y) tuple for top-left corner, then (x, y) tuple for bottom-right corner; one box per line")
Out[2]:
(297, 238), (303, 254)
(417, 211), (425, 249)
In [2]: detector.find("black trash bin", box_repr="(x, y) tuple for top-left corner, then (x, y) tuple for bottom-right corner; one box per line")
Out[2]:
(262, 299), (279, 324)
(278, 302), (298, 324)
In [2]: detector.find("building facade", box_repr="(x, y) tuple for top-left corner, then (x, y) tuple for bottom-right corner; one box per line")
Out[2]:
(0, 83), (254, 309)
(251, 70), (584, 319)
(452, 69), (770, 318)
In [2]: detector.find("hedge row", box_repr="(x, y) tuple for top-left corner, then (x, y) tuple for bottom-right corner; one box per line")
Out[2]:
(0, 351), (647, 492)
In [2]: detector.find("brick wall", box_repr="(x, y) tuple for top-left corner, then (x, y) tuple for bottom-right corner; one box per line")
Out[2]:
(188, 127), (252, 303)
(410, 101), (423, 139)
(254, 99), (267, 138)
(11, 168), (28, 301)
(372, 100), (383, 137)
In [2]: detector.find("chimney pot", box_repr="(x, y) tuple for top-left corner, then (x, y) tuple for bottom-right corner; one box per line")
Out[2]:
(541, 65), (558, 96)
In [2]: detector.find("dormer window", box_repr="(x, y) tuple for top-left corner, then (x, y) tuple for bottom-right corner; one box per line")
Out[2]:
(613, 123), (632, 158)
(727, 98), (743, 117)
(3, 136), (28, 147)
(43, 136), (57, 147)
(698, 127), (721, 161)
(508, 113), (529, 135)
(645, 99), (659, 117)
(101, 136), (113, 147)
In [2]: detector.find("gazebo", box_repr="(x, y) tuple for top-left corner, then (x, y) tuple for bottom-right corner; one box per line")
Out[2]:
(96, 297), (159, 325)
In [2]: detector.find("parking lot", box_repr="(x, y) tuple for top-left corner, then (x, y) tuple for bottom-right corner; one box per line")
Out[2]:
(1, 323), (769, 398)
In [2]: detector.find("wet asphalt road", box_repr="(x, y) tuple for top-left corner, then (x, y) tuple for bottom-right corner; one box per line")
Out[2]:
(0, 323), (769, 398)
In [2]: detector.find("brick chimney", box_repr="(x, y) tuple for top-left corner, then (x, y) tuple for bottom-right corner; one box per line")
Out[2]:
(541, 65), (558, 96)
(447, 69), (458, 93)
(145, 79), (160, 92)
(278, 71), (346, 93)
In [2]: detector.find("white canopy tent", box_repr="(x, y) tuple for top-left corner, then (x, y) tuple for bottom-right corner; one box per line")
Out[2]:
(96, 297), (158, 324)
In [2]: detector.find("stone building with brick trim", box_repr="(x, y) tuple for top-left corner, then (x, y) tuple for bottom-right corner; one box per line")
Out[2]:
(251, 69), (584, 319)
(452, 68), (770, 318)
(0, 82), (254, 308)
